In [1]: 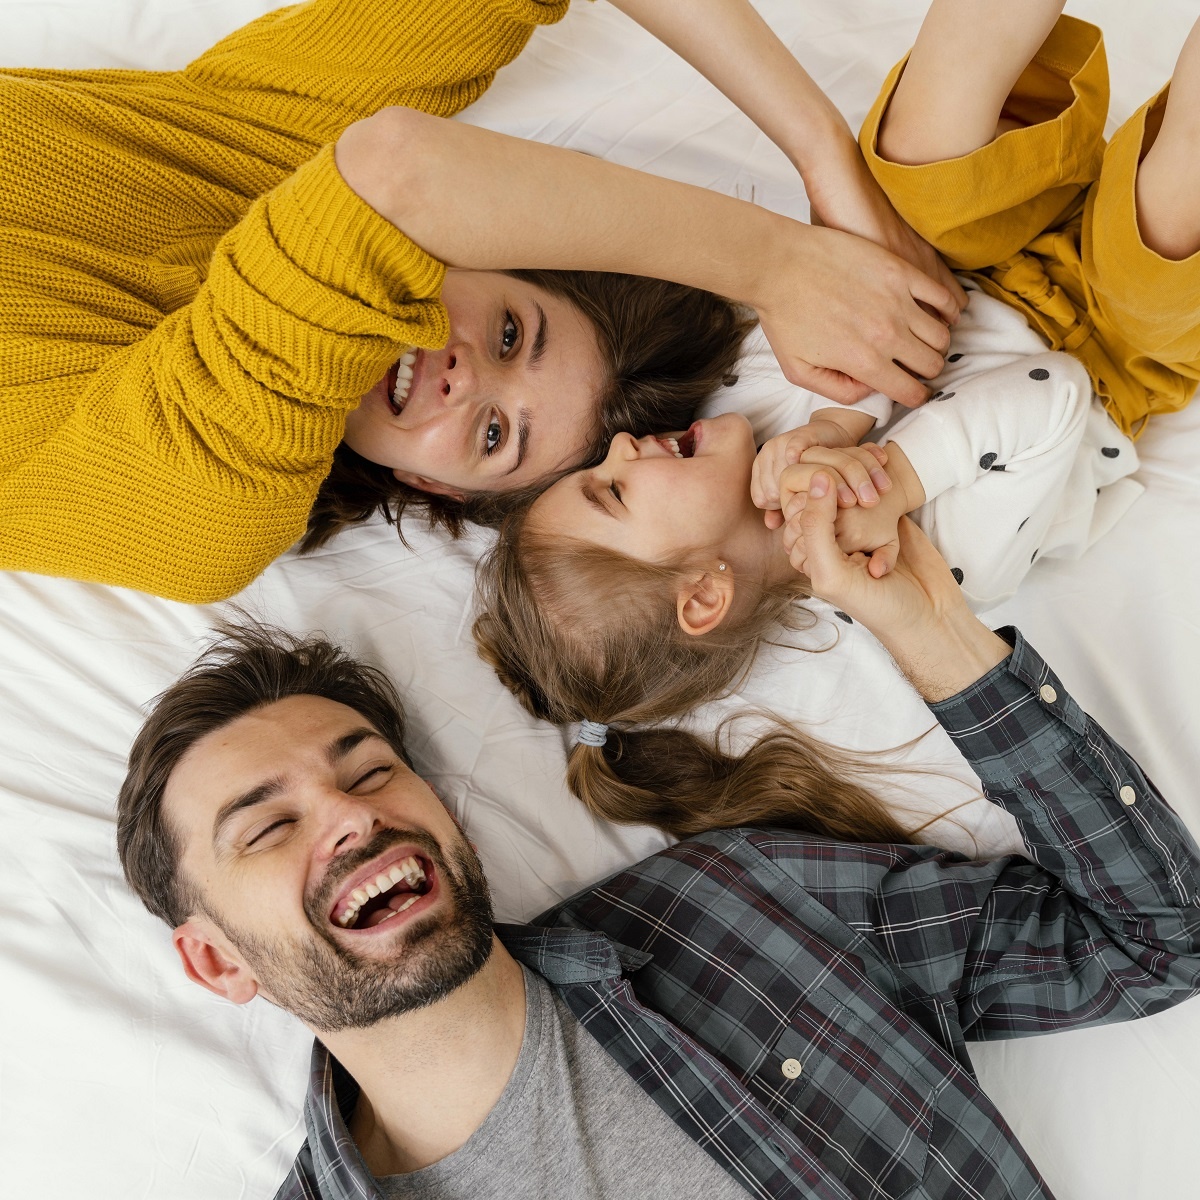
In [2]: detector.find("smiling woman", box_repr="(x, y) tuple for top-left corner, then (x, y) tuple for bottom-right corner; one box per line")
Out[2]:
(0, 0), (963, 601)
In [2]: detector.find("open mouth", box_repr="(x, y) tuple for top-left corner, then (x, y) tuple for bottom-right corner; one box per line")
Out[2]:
(657, 422), (699, 459)
(330, 853), (433, 931)
(386, 349), (418, 416)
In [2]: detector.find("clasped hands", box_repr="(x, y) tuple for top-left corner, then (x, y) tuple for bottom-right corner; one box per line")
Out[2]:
(752, 419), (918, 580)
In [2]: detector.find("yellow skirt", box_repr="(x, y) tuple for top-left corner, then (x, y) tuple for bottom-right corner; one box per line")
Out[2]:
(859, 14), (1200, 436)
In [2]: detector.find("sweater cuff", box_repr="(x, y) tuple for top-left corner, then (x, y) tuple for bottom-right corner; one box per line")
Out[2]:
(281, 143), (447, 312)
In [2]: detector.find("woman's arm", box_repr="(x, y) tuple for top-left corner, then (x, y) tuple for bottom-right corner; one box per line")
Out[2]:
(336, 109), (958, 407)
(606, 0), (967, 311)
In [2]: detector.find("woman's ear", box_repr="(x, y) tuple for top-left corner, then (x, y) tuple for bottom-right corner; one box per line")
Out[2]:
(392, 469), (466, 503)
(676, 565), (735, 637)
(173, 918), (260, 1005)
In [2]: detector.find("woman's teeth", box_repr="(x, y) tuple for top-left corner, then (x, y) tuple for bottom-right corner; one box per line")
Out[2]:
(388, 348), (418, 413)
(336, 855), (426, 928)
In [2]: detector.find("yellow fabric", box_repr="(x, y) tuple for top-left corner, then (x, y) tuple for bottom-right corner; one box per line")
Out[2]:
(0, 0), (568, 602)
(860, 15), (1200, 437)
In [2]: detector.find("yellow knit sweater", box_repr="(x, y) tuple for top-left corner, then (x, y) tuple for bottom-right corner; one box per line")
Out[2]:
(0, 0), (567, 602)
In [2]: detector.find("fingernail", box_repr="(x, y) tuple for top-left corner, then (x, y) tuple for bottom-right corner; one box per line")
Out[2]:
(810, 473), (828, 498)
(837, 485), (856, 506)
(857, 484), (878, 504)
(870, 470), (891, 493)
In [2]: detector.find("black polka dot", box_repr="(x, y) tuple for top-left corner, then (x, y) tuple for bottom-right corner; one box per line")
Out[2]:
(1018, 517), (1029, 531)
(940, 391), (955, 401)
(979, 452), (997, 470)
(1101, 446), (1120, 458)
(930, 391), (944, 401)
(833, 610), (853, 624)
(989, 463), (1007, 472)
(948, 353), (964, 362)
(1029, 368), (1050, 381)
(951, 567), (964, 584)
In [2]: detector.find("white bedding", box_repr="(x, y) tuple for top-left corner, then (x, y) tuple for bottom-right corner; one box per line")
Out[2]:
(1, 2), (1198, 1197)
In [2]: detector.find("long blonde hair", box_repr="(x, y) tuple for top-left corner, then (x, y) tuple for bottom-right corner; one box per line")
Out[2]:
(473, 507), (909, 843)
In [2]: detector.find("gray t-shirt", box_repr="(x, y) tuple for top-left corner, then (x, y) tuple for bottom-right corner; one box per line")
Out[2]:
(377, 966), (748, 1199)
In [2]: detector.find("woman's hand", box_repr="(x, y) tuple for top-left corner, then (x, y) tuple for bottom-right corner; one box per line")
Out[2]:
(803, 135), (967, 316)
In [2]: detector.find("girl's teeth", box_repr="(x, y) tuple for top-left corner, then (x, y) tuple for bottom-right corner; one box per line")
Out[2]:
(665, 436), (683, 458)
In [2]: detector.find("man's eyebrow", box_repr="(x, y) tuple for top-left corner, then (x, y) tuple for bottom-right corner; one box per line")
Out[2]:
(528, 303), (548, 368)
(504, 408), (532, 477)
(212, 777), (288, 846)
(326, 727), (380, 765)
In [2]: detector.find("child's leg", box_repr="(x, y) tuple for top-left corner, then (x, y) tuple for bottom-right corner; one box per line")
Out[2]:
(879, 0), (1066, 166)
(859, 14), (1107, 271)
(1133, 16), (1200, 260)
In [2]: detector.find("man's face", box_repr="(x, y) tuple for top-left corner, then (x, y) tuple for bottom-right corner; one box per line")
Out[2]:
(165, 695), (494, 1033)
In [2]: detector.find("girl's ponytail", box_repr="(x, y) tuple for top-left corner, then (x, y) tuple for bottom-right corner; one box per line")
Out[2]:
(567, 723), (907, 842)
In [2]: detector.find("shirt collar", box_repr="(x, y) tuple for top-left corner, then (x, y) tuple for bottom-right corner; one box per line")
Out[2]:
(297, 923), (648, 1194)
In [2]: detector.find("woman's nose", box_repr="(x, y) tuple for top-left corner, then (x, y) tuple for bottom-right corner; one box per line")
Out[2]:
(436, 345), (478, 407)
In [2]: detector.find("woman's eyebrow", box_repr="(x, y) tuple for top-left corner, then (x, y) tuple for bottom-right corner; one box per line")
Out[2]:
(527, 303), (548, 368)
(503, 408), (532, 476)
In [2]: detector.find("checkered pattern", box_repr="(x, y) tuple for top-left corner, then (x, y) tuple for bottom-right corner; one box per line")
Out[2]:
(276, 631), (1200, 1199)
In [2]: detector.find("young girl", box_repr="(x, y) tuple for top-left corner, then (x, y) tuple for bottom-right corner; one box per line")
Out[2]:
(0, 0), (962, 604)
(474, 5), (1199, 840)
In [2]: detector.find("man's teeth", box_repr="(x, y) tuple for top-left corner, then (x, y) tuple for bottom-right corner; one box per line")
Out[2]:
(390, 348), (417, 408)
(336, 855), (426, 927)
(664, 436), (683, 459)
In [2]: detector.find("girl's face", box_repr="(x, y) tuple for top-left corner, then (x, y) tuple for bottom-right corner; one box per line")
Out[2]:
(343, 271), (604, 498)
(529, 413), (773, 569)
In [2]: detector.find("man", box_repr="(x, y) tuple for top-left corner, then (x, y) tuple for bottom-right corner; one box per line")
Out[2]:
(116, 479), (1200, 1199)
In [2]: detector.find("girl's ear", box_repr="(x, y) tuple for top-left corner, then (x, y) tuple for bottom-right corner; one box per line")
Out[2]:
(676, 566), (735, 637)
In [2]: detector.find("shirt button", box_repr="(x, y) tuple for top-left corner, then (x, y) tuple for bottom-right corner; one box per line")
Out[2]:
(1039, 684), (1058, 704)
(1120, 785), (1137, 806)
(781, 1058), (802, 1080)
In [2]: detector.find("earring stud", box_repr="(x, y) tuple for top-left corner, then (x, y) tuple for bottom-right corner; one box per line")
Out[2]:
(718, 562), (727, 572)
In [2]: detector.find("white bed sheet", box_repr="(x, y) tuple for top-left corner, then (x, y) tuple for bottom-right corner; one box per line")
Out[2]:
(1, 1), (1198, 1197)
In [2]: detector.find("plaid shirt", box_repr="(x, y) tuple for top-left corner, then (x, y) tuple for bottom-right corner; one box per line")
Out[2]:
(276, 631), (1200, 1199)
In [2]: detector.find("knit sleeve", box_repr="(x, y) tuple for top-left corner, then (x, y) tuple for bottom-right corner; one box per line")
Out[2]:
(184, 0), (571, 140)
(0, 146), (445, 603)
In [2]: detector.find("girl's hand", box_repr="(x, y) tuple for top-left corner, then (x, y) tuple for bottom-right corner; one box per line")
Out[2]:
(771, 445), (892, 530)
(783, 482), (908, 579)
(752, 421), (887, 528)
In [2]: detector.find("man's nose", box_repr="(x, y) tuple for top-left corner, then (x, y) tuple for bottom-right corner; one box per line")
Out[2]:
(316, 791), (381, 860)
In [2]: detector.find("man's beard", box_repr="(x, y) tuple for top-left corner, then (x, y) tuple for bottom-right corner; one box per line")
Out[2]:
(205, 828), (495, 1033)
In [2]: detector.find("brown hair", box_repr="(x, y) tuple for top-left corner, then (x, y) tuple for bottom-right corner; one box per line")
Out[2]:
(473, 511), (909, 843)
(117, 623), (410, 927)
(301, 269), (754, 550)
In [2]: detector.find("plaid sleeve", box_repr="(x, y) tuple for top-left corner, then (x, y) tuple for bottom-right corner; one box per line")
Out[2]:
(754, 629), (1200, 1039)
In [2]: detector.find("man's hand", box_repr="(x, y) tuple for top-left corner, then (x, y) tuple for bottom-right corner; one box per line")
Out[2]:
(789, 473), (1010, 701)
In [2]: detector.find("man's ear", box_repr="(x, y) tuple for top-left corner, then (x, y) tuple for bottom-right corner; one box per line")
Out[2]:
(676, 566), (735, 637)
(173, 917), (260, 1006)
(392, 469), (466, 503)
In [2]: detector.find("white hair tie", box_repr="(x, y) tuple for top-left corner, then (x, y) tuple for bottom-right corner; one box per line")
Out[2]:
(575, 719), (609, 748)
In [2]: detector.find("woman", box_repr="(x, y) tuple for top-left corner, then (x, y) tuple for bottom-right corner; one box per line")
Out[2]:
(0, 0), (963, 602)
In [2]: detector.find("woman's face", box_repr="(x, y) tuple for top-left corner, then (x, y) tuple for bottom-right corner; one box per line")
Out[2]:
(528, 413), (768, 566)
(343, 270), (605, 497)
